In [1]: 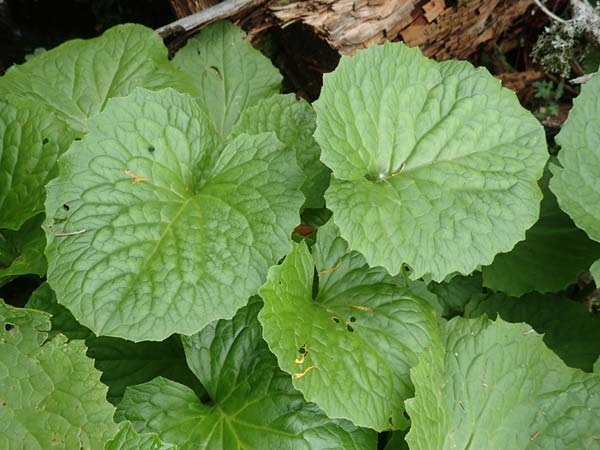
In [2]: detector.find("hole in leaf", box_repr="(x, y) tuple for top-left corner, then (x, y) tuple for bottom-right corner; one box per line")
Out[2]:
(4, 323), (14, 331)
(332, 317), (340, 323)
(148, 145), (156, 153)
(42, 138), (49, 145)
(349, 316), (356, 322)
(298, 345), (306, 354)
(346, 324), (354, 332)
(210, 65), (222, 79)
(62, 204), (70, 211)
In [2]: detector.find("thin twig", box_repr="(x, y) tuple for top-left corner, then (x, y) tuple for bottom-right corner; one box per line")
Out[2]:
(156, 0), (266, 39)
(532, 0), (569, 24)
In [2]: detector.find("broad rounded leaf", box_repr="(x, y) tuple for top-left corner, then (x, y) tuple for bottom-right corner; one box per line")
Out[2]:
(550, 73), (600, 242)
(0, 100), (75, 230)
(106, 422), (177, 450)
(483, 171), (600, 295)
(0, 24), (191, 134)
(465, 291), (600, 371)
(232, 94), (331, 209)
(405, 316), (600, 449)
(427, 272), (484, 317)
(0, 215), (46, 286)
(172, 21), (282, 137)
(45, 88), (304, 341)
(259, 222), (439, 431)
(0, 300), (117, 449)
(116, 299), (376, 450)
(313, 42), (548, 280)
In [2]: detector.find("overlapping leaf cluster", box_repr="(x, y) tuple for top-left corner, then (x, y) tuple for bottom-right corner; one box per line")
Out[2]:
(1, 19), (599, 450)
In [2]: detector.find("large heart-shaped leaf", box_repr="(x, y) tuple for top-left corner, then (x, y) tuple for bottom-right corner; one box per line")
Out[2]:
(0, 24), (191, 134)
(45, 88), (304, 341)
(172, 21), (282, 137)
(405, 316), (600, 449)
(0, 300), (117, 449)
(259, 221), (439, 431)
(550, 73), (600, 242)
(313, 42), (548, 281)
(116, 298), (376, 450)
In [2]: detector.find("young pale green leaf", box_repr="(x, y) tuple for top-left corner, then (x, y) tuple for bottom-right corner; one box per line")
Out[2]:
(465, 291), (600, 371)
(172, 21), (282, 137)
(0, 100), (75, 230)
(231, 93), (331, 209)
(483, 171), (600, 295)
(550, 73), (600, 242)
(26, 283), (204, 405)
(116, 299), (376, 450)
(106, 421), (178, 450)
(45, 87), (304, 342)
(259, 221), (439, 431)
(405, 316), (600, 450)
(314, 42), (548, 281)
(0, 24), (191, 134)
(0, 300), (118, 449)
(0, 215), (46, 286)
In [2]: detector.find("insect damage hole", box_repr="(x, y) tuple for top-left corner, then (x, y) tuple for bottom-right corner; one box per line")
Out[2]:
(4, 323), (14, 331)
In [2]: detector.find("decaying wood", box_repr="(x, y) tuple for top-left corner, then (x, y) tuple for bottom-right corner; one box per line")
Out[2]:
(497, 70), (545, 93)
(170, 0), (218, 19)
(166, 0), (537, 61)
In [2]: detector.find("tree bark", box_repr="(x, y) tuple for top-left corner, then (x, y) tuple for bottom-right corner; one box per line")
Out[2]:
(165, 0), (537, 60)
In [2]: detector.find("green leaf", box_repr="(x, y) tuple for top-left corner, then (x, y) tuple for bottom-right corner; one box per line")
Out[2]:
(45, 87), (303, 341)
(231, 93), (330, 209)
(116, 299), (376, 450)
(483, 170), (600, 295)
(550, 75), (600, 241)
(405, 316), (600, 450)
(259, 221), (439, 431)
(0, 215), (46, 286)
(88, 336), (206, 405)
(0, 24), (190, 134)
(591, 259), (600, 283)
(313, 42), (548, 281)
(26, 283), (208, 405)
(383, 431), (409, 450)
(106, 422), (178, 450)
(427, 272), (485, 317)
(0, 100), (75, 230)
(465, 291), (600, 371)
(0, 300), (117, 449)
(172, 21), (282, 137)
(550, 73), (600, 242)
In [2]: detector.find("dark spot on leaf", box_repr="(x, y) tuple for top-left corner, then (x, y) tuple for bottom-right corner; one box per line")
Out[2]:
(42, 138), (49, 145)
(74, 137), (81, 141)
(62, 204), (70, 211)
(349, 316), (356, 322)
(278, 281), (282, 285)
(298, 345), (306, 354)
(148, 145), (156, 153)
(210, 65), (222, 80)
(346, 324), (354, 332)
(332, 317), (340, 323)
(4, 323), (14, 331)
